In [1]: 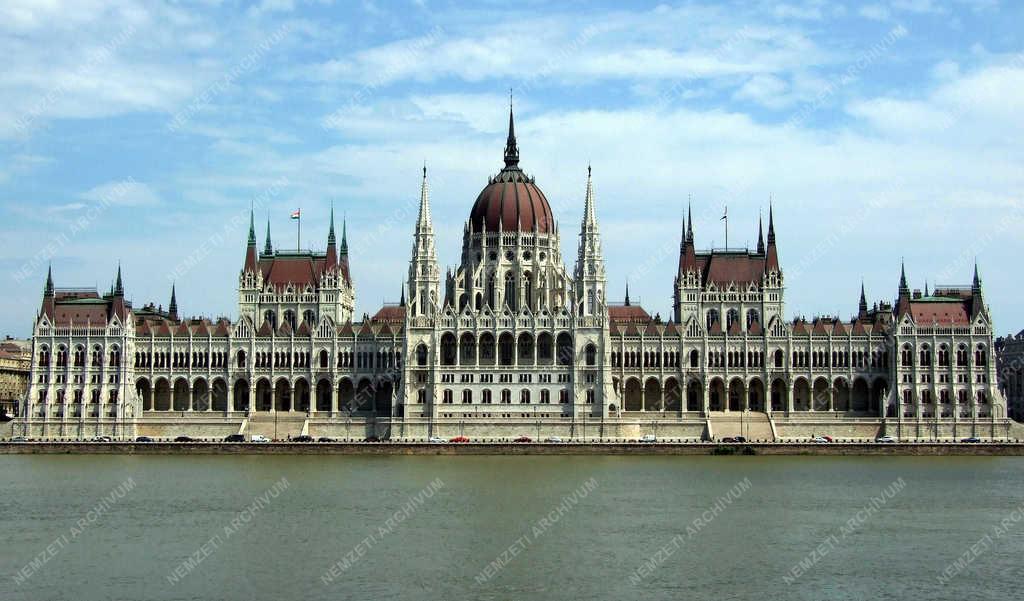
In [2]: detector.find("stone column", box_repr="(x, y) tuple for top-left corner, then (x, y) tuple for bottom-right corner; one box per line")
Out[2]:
(786, 382), (794, 414)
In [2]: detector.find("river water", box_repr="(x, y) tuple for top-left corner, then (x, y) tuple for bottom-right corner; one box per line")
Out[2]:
(1, 455), (1021, 600)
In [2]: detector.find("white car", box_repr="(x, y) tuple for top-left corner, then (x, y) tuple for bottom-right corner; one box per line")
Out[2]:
(428, 436), (446, 443)
(639, 434), (657, 443)
(875, 435), (897, 443)
(545, 436), (563, 443)
(812, 436), (830, 443)
(250, 434), (269, 443)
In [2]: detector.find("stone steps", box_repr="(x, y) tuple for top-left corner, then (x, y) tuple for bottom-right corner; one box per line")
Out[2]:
(708, 413), (775, 441)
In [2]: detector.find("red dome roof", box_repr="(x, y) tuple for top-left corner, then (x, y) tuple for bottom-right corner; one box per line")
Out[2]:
(469, 168), (554, 234)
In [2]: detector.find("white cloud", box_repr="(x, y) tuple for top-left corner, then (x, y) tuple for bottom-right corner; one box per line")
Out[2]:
(81, 181), (161, 207)
(858, 4), (891, 20)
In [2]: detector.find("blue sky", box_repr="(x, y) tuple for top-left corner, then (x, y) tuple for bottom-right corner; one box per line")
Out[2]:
(1, 0), (1021, 336)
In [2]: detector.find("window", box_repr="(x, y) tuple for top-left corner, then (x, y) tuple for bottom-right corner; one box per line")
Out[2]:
(417, 389), (427, 404)
(504, 272), (516, 310)
(520, 390), (531, 404)
(416, 344), (428, 366)
(586, 390), (595, 404)
(540, 390), (550, 404)
(500, 389), (512, 404)
(482, 390), (492, 404)
(559, 390), (569, 404)
(462, 390), (472, 404)
(585, 344), (597, 366)
(442, 389), (453, 404)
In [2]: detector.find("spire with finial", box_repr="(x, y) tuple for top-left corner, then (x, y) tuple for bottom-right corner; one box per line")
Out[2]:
(679, 198), (697, 274)
(624, 280), (631, 306)
(400, 281), (406, 307)
(757, 212), (765, 254)
(504, 90), (519, 168)
(114, 264), (124, 296)
(973, 260), (982, 292)
(45, 264), (54, 296)
(328, 203), (336, 246)
(765, 200), (779, 272)
(972, 260), (985, 317)
(264, 217), (273, 255)
(417, 162), (432, 229)
(686, 198), (694, 242)
(168, 284), (178, 321)
(858, 280), (868, 318)
(325, 203), (338, 271)
(899, 259), (909, 293)
(924, 280), (930, 297)
(340, 215), (348, 256)
(248, 207), (256, 246)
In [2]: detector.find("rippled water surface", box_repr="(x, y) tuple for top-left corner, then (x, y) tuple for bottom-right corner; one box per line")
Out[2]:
(2, 455), (1022, 601)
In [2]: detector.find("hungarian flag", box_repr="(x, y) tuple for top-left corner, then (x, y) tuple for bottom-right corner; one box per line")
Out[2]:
(290, 209), (301, 220)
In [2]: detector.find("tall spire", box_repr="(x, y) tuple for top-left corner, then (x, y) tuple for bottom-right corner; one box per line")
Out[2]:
(114, 264), (123, 296)
(858, 280), (868, 318)
(924, 280), (930, 297)
(168, 284), (178, 321)
(972, 260), (984, 318)
(400, 281), (406, 307)
(574, 164), (606, 316)
(328, 203), (336, 246)
(340, 216), (348, 255)
(765, 201), (779, 272)
(899, 260), (909, 293)
(582, 164), (596, 227)
(679, 198), (697, 274)
(504, 91), (519, 168)
(973, 260), (982, 292)
(45, 264), (54, 296)
(248, 208), (256, 246)
(417, 163), (432, 228)
(757, 213), (765, 254)
(264, 218), (273, 255)
(624, 280), (631, 306)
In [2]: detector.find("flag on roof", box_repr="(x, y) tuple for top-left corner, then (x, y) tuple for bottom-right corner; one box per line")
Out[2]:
(290, 209), (300, 219)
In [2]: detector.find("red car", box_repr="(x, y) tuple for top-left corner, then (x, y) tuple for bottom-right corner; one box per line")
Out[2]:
(514, 436), (533, 443)
(450, 436), (470, 443)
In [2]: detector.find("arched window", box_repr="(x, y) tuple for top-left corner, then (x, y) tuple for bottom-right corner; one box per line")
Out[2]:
(523, 272), (533, 310)
(975, 344), (987, 366)
(442, 389), (453, 404)
(501, 389), (512, 404)
(746, 309), (760, 330)
(585, 344), (597, 366)
(774, 349), (784, 368)
(416, 344), (428, 366)
(504, 272), (516, 310)
(726, 309), (739, 330)
(236, 350), (247, 368)
(462, 389), (472, 404)
(482, 390), (492, 404)
(303, 309), (316, 326)
(319, 350), (329, 369)
(520, 389), (531, 404)
(690, 349), (699, 368)
(487, 274), (495, 309)
(540, 390), (550, 404)
(283, 310), (297, 331)
(263, 310), (277, 329)
(706, 309), (720, 331)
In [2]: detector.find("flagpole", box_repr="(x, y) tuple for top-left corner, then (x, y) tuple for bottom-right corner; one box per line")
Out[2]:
(297, 210), (301, 252)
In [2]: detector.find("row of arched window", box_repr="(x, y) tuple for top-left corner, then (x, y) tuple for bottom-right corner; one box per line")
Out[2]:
(900, 343), (986, 368)
(38, 345), (120, 369)
(437, 388), (571, 404)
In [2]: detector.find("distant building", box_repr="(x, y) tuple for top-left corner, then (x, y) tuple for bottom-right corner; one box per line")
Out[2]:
(0, 338), (31, 416)
(996, 332), (1024, 422)
(16, 106), (1014, 441)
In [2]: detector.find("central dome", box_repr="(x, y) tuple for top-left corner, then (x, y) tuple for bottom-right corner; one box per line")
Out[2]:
(467, 107), (554, 234)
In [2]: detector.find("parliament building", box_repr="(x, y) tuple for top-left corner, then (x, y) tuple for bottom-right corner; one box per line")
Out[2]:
(16, 108), (1014, 441)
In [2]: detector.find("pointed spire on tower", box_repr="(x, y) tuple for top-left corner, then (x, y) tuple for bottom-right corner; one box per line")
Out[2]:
(897, 259), (911, 316)
(686, 198), (694, 242)
(924, 280), (930, 297)
(400, 281), (406, 307)
(417, 162), (432, 229)
(45, 264), (54, 296)
(624, 280), (631, 306)
(264, 217), (273, 255)
(757, 212), (765, 254)
(114, 264), (124, 296)
(972, 259), (985, 318)
(899, 259), (909, 293)
(504, 90), (519, 168)
(248, 207), (256, 246)
(765, 200), (779, 272)
(328, 203), (336, 245)
(340, 215), (348, 255)
(973, 260), (982, 292)
(858, 280), (868, 319)
(679, 197), (697, 274)
(168, 283), (178, 321)
(582, 163), (597, 227)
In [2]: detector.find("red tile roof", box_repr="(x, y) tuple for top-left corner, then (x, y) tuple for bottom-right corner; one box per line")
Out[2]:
(910, 300), (971, 325)
(608, 305), (651, 324)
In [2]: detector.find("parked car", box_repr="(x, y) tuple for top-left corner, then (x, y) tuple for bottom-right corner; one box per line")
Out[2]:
(427, 436), (446, 443)
(451, 436), (471, 443)
(961, 437), (982, 443)
(292, 435), (314, 442)
(224, 434), (245, 442)
(875, 435), (897, 443)
(812, 436), (831, 443)
(250, 435), (269, 443)
(639, 434), (657, 443)
(545, 436), (563, 443)
(135, 436), (154, 442)
(721, 436), (741, 443)
(11, 436), (27, 442)
(513, 436), (532, 443)
(174, 436), (194, 442)
(363, 435), (380, 443)
(820, 435), (833, 442)
(91, 435), (113, 442)
(318, 437), (337, 443)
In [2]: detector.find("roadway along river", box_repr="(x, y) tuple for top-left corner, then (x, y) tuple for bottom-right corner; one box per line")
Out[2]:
(2, 455), (1021, 600)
